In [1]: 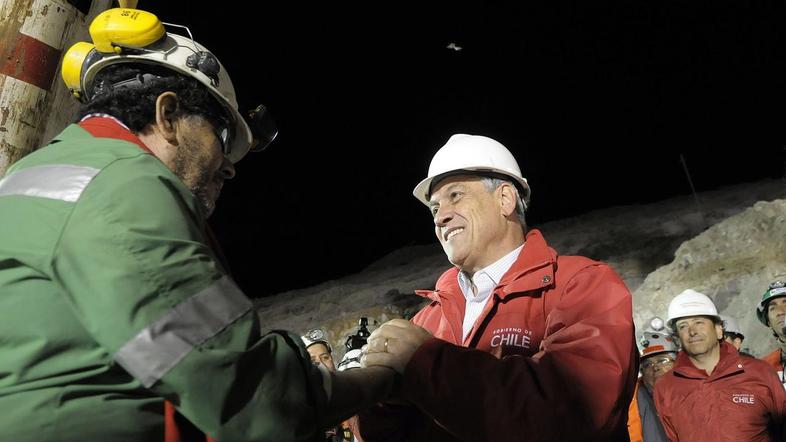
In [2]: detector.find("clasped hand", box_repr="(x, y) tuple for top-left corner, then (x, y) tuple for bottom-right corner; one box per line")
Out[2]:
(360, 319), (433, 374)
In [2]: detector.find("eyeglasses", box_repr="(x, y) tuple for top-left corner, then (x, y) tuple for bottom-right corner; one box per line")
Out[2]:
(641, 356), (674, 372)
(212, 123), (232, 157)
(211, 105), (279, 158)
(203, 110), (233, 158)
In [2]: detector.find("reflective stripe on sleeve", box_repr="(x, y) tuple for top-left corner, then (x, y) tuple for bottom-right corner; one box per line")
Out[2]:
(0, 165), (100, 202)
(114, 276), (253, 388)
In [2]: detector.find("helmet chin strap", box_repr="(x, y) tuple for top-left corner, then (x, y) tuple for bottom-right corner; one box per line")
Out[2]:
(779, 332), (786, 368)
(776, 331), (786, 355)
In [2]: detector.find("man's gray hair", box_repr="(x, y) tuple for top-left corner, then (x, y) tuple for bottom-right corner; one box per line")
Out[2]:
(480, 177), (527, 228)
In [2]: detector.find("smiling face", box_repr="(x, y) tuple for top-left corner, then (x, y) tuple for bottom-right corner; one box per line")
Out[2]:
(674, 316), (723, 358)
(428, 175), (524, 273)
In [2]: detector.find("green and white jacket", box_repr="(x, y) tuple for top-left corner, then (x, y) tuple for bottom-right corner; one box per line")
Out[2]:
(0, 119), (327, 441)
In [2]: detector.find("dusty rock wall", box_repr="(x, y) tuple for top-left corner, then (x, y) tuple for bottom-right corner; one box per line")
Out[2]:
(633, 199), (786, 357)
(255, 179), (786, 361)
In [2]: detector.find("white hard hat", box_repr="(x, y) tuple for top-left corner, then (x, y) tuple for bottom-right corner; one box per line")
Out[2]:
(301, 328), (332, 353)
(721, 315), (744, 337)
(61, 9), (276, 163)
(638, 331), (679, 359)
(666, 289), (720, 328)
(412, 134), (531, 207)
(337, 348), (362, 371)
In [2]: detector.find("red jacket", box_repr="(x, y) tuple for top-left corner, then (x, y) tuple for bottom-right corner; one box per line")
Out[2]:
(654, 341), (786, 441)
(358, 229), (638, 442)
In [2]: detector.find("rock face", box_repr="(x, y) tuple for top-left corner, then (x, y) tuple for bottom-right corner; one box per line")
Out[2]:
(254, 179), (786, 361)
(254, 244), (442, 358)
(633, 198), (786, 357)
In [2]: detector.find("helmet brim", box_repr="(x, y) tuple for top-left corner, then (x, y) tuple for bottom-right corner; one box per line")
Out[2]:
(413, 167), (531, 207)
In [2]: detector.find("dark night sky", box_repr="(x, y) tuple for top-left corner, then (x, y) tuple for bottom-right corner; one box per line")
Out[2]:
(150, 1), (786, 297)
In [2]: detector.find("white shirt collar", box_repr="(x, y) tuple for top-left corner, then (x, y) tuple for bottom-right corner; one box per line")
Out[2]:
(457, 243), (524, 302)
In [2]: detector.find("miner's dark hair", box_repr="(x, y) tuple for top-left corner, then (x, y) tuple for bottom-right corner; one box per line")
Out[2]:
(78, 64), (229, 133)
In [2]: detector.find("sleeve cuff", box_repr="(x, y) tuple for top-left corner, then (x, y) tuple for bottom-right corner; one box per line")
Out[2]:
(400, 337), (448, 405)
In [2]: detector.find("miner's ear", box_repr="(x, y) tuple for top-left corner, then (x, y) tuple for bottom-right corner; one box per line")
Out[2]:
(153, 91), (180, 144)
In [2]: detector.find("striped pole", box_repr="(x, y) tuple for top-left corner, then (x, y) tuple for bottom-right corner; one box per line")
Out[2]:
(0, 0), (111, 176)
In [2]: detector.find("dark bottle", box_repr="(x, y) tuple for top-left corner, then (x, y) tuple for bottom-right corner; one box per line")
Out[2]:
(345, 317), (371, 352)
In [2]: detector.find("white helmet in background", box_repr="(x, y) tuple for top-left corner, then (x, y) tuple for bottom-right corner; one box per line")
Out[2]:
(666, 289), (720, 329)
(721, 315), (744, 338)
(301, 328), (332, 353)
(638, 331), (679, 359)
(412, 134), (531, 208)
(337, 349), (362, 371)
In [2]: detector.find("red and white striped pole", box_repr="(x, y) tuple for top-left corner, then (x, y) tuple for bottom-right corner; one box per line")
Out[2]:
(0, 0), (111, 176)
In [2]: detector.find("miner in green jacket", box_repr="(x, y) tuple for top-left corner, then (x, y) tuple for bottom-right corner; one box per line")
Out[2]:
(0, 8), (393, 442)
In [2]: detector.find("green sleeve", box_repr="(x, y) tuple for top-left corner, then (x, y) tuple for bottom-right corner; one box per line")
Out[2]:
(51, 154), (327, 441)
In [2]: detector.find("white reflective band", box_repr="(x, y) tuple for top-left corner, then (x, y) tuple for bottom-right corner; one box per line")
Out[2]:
(114, 276), (252, 388)
(771, 288), (786, 297)
(0, 164), (100, 202)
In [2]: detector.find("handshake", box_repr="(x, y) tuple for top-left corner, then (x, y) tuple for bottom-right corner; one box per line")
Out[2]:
(358, 318), (433, 374)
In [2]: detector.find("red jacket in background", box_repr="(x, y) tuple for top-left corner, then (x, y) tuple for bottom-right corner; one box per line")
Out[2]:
(358, 229), (638, 442)
(654, 341), (786, 442)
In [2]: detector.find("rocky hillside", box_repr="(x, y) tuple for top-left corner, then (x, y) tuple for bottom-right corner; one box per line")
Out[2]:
(254, 178), (786, 360)
(633, 198), (786, 357)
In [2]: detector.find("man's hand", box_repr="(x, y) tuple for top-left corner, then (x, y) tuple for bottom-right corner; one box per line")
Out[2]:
(361, 319), (433, 374)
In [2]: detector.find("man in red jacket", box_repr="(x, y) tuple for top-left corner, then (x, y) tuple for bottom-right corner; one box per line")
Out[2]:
(358, 134), (638, 441)
(654, 289), (786, 441)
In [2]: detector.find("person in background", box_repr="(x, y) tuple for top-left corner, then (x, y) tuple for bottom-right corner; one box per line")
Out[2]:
(721, 314), (746, 351)
(627, 330), (676, 442)
(303, 328), (337, 371)
(334, 320), (371, 442)
(303, 328), (354, 441)
(359, 133), (638, 441)
(0, 8), (394, 441)
(654, 289), (786, 441)
(758, 279), (786, 388)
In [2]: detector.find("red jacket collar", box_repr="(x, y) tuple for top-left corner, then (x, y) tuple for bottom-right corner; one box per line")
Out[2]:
(78, 116), (152, 154)
(417, 228), (557, 303)
(673, 340), (743, 379)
